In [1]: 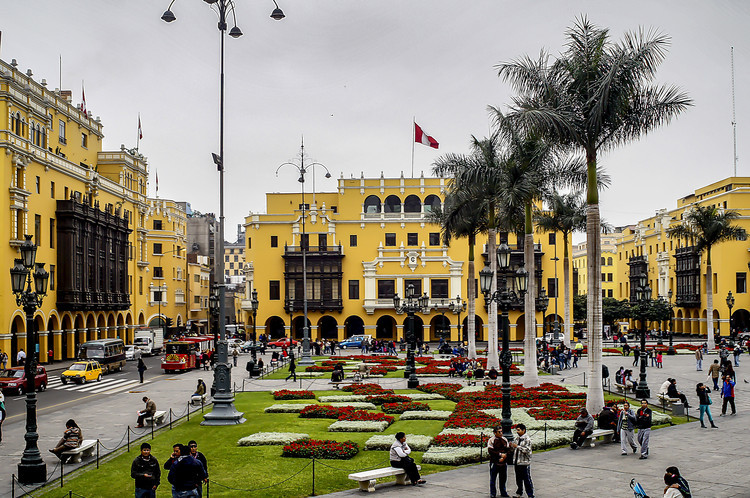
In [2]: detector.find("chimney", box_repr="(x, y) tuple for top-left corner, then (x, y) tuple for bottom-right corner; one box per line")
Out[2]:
(60, 90), (72, 102)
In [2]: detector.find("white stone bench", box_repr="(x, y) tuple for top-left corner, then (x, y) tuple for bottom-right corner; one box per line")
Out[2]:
(482, 379), (498, 386)
(582, 429), (614, 447)
(348, 465), (422, 492)
(614, 382), (634, 393)
(657, 393), (681, 404)
(191, 393), (207, 406)
(61, 439), (97, 464)
(143, 410), (167, 426)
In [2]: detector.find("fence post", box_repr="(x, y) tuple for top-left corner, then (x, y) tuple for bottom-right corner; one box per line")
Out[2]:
(170, 408), (173, 430)
(583, 372), (586, 387)
(11, 474), (14, 498)
(311, 457), (316, 496)
(151, 419), (154, 439)
(201, 397), (204, 413)
(60, 459), (64, 488)
(188, 403), (190, 421)
(96, 439), (100, 469)
(544, 422), (547, 448)
(206, 479), (209, 497)
(127, 426), (131, 452)
(479, 432), (483, 463)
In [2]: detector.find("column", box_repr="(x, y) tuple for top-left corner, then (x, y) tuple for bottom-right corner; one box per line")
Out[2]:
(65, 329), (76, 359)
(52, 330), (63, 361)
(38, 331), (49, 364)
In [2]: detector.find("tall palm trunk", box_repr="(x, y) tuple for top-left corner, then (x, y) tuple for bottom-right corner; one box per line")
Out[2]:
(586, 154), (605, 415)
(467, 234), (477, 359)
(562, 232), (571, 347)
(523, 203), (539, 386)
(705, 248), (715, 350)
(487, 207), (499, 370)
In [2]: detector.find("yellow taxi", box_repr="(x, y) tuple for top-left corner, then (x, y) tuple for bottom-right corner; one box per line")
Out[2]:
(60, 361), (103, 384)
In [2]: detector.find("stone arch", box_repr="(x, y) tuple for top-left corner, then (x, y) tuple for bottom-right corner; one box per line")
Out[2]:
(514, 314), (526, 341)
(376, 315), (396, 339)
(463, 315), (484, 342)
(675, 309), (684, 333)
(138, 312), (145, 327)
(318, 316), (338, 340)
(733, 308), (750, 332)
(344, 316), (365, 337)
(429, 314), (452, 341)
(423, 194), (441, 213)
(364, 195), (381, 214)
(97, 313), (106, 340)
(402, 315), (424, 341)
(265, 316), (286, 339)
(713, 309), (721, 335)
(86, 313), (96, 342)
(61, 314), (73, 360)
(106, 313), (116, 339)
(383, 195), (401, 213)
(403, 194), (421, 213)
(10, 314), (25, 366)
(292, 316), (311, 340)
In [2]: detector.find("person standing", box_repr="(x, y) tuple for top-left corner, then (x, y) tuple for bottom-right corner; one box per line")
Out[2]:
(635, 400), (652, 459)
(48, 349), (54, 364)
(232, 347), (238, 367)
(510, 424), (534, 498)
(131, 442), (160, 498)
(137, 358), (147, 384)
(570, 408), (594, 450)
(617, 401), (637, 455)
(167, 444), (207, 498)
(694, 347), (703, 371)
(632, 345), (640, 366)
(0, 391), (6, 444)
(733, 344), (742, 367)
(696, 383), (718, 428)
(389, 432), (425, 485)
(720, 375), (737, 416)
(656, 351), (663, 368)
(136, 397), (157, 428)
(285, 357), (296, 382)
(487, 427), (509, 498)
(17, 349), (26, 367)
(0, 351), (7, 369)
(187, 440), (208, 497)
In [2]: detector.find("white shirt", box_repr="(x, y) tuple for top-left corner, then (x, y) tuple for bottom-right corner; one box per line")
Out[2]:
(389, 440), (411, 461)
(659, 380), (671, 395)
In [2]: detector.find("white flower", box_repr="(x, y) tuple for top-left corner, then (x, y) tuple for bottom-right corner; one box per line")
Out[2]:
(399, 410), (452, 420)
(481, 408), (576, 430)
(264, 403), (317, 413)
(327, 402), (378, 410)
(457, 385), (485, 393)
(364, 434), (433, 451)
(328, 421), (390, 432)
(652, 412), (672, 425)
(402, 393), (444, 400)
(237, 432), (310, 446)
(421, 446), (482, 465)
(318, 395), (370, 403)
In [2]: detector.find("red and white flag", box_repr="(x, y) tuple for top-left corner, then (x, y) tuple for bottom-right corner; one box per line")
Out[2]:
(138, 115), (143, 139)
(81, 84), (87, 114)
(414, 122), (439, 149)
(155, 169), (159, 196)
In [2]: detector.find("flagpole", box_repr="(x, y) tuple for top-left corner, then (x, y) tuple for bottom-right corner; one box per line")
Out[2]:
(136, 113), (141, 151)
(411, 117), (415, 179)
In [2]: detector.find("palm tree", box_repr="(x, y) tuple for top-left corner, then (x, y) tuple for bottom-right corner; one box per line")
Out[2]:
(497, 17), (691, 413)
(535, 192), (587, 347)
(666, 205), (747, 350)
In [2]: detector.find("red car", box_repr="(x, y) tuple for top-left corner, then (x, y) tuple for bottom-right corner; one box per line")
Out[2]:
(267, 338), (298, 348)
(0, 366), (48, 395)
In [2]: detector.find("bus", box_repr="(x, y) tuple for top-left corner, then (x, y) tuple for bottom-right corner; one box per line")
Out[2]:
(77, 339), (126, 374)
(161, 341), (200, 373)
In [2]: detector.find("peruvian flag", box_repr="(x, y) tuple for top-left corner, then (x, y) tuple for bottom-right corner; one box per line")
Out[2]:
(414, 122), (439, 149)
(81, 84), (87, 114)
(138, 115), (143, 139)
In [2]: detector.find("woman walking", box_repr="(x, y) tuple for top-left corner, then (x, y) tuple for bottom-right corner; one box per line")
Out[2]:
(285, 357), (297, 382)
(696, 383), (718, 428)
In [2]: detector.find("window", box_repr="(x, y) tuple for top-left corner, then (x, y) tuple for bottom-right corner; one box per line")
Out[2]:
(50, 181), (55, 198)
(601, 257), (606, 266)
(153, 219), (162, 230)
(431, 279), (449, 298)
(35, 215), (41, 246)
(300, 234), (309, 249)
(385, 233), (396, 246)
(59, 120), (66, 143)
(36, 176), (40, 194)
(601, 273), (606, 282)
(549, 233), (556, 245)
(737, 273), (747, 294)
(234, 255), (239, 262)
(194, 296), (201, 304)
(608, 257), (613, 265)
(194, 275), (200, 282)
(49, 218), (55, 248)
(269, 280), (280, 300)
(153, 291), (163, 303)
(81, 133), (88, 148)
(547, 277), (558, 298)
(349, 280), (360, 300)
(139, 277), (143, 295)
(404, 279), (422, 296)
(153, 266), (164, 278)
(407, 233), (418, 246)
(608, 273), (613, 282)
(247, 237), (251, 249)
(229, 262), (234, 269)
(350, 234), (357, 247)
(429, 233), (440, 246)
(377, 279), (395, 299)
(269, 235), (277, 247)
(49, 264), (55, 291)
(153, 243), (163, 255)
(608, 289), (613, 298)
(318, 234), (327, 250)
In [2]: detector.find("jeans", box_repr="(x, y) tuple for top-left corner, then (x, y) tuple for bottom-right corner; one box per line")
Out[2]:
(722, 396), (736, 415)
(637, 428), (650, 456)
(172, 490), (199, 498)
(734, 355), (740, 367)
(489, 462), (508, 497)
(135, 489), (156, 498)
(712, 377), (719, 390)
(699, 404), (714, 424)
(696, 359), (702, 370)
(514, 464), (534, 498)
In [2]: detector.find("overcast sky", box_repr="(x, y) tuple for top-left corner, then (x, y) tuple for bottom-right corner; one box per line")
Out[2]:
(2, 1), (749, 243)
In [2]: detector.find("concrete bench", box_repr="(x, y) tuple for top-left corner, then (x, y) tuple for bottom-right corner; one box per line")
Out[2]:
(61, 439), (97, 464)
(143, 410), (167, 426)
(582, 429), (614, 447)
(191, 393), (207, 406)
(328, 380), (362, 390)
(348, 465), (422, 492)
(614, 382), (634, 394)
(482, 379), (498, 386)
(657, 394), (684, 415)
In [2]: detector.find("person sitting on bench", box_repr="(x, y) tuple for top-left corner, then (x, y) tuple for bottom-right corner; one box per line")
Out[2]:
(487, 367), (499, 380)
(136, 397), (157, 428)
(598, 402), (619, 442)
(474, 367), (485, 380)
(667, 378), (691, 408)
(570, 408), (594, 449)
(331, 364), (345, 382)
(389, 432), (426, 486)
(49, 419), (82, 463)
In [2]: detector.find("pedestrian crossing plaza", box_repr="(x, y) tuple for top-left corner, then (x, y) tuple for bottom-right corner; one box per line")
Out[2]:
(46, 375), (149, 394)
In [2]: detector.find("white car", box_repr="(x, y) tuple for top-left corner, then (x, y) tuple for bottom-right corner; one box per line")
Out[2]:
(125, 345), (142, 361)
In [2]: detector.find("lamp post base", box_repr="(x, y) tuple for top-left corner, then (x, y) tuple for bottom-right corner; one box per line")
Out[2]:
(17, 461), (47, 485)
(667, 347), (676, 355)
(202, 363), (245, 425)
(407, 376), (419, 389)
(634, 387), (651, 399)
(298, 337), (314, 366)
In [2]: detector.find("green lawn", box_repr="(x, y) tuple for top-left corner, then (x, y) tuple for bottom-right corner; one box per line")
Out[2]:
(36, 391), (456, 498)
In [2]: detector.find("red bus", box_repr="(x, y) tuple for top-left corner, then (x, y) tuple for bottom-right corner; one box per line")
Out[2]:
(161, 336), (214, 373)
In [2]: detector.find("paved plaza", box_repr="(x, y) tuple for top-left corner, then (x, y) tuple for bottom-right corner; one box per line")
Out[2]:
(1, 347), (747, 497)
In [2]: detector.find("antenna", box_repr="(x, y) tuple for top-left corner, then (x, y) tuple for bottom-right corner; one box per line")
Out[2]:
(732, 46), (738, 177)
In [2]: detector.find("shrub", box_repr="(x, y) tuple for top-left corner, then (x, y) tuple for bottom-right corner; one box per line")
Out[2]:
(282, 438), (359, 459)
(273, 389), (315, 400)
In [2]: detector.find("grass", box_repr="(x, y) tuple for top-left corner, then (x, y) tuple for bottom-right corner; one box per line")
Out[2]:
(36, 391), (456, 498)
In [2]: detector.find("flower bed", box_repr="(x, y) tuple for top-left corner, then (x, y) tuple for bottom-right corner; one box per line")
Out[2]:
(299, 405), (355, 419)
(402, 393), (445, 401)
(282, 439), (359, 459)
(364, 434), (433, 451)
(415, 365), (450, 375)
(417, 383), (462, 400)
(318, 395), (369, 403)
(444, 409), (501, 429)
(264, 403), (317, 413)
(399, 410), (452, 420)
(432, 433), (490, 447)
(321, 360), (348, 367)
(369, 366), (397, 375)
(328, 402), (378, 410)
(328, 420), (391, 432)
(421, 446), (482, 465)
(339, 410), (395, 425)
(304, 365), (334, 372)
(382, 402), (431, 414)
(273, 389), (315, 400)
(365, 394), (412, 405)
(341, 383), (394, 395)
(238, 432), (310, 446)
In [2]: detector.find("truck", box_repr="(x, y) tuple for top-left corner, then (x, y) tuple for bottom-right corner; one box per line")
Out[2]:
(134, 328), (164, 356)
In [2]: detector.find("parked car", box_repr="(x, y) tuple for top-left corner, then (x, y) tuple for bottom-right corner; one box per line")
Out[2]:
(339, 335), (372, 349)
(125, 345), (142, 361)
(0, 366), (48, 395)
(228, 338), (243, 350)
(60, 361), (103, 384)
(240, 340), (256, 352)
(267, 338), (298, 348)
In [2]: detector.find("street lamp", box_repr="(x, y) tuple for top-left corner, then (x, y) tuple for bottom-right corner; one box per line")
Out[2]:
(247, 289), (261, 375)
(163, 0), (284, 426)
(666, 289), (675, 355)
(480, 241), (529, 441)
(551, 249), (561, 344)
(394, 284), (430, 388)
(631, 272), (651, 399)
(11, 235), (49, 483)
(536, 287), (549, 355)
(276, 140), (332, 366)
(448, 295), (466, 343)
(727, 291), (735, 341)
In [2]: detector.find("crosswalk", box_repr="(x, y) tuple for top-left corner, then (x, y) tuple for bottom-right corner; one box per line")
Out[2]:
(47, 376), (149, 395)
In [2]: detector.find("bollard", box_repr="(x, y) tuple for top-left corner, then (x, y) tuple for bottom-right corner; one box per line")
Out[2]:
(583, 372), (586, 387)
(96, 439), (100, 469)
(312, 458), (316, 496)
(11, 474), (14, 498)
(201, 397), (204, 413)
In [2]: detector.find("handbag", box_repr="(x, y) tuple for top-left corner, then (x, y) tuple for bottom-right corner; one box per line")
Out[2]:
(707, 393), (713, 405)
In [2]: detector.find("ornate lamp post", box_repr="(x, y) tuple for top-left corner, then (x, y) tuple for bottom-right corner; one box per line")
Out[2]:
(162, 0), (284, 425)
(448, 295), (466, 343)
(394, 284), (429, 388)
(632, 272), (651, 399)
(248, 289), (261, 375)
(536, 287), (549, 355)
(666, 289), (676, 355)
(11, 235), (49, 483)
(727, 291), (735, 341)
(209, 286), (220, 345)
(276, 141), (332, 366)
(480, 241), (529, 441)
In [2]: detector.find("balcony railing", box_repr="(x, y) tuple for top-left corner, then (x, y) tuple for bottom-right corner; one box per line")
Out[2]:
(285, 298), (344, 312)
(284, 244), (344, 256)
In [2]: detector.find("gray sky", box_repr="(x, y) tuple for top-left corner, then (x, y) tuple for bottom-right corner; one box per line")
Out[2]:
(2, 1), (749, 242)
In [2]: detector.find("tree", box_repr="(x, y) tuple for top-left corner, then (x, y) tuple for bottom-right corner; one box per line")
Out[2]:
(498, 17), (691, 414)
(666, 205), (747, 349)
(602, 298), (631, 329)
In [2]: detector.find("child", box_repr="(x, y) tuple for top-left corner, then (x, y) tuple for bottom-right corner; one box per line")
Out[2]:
(656, 351), (663, 368)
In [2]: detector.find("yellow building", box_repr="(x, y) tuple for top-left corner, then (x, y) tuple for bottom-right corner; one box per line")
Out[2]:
(241, 174), (572, 343)
(186, 253), (211, 333)
(572, 231), (623, 299)
(614, 177), (750, 336)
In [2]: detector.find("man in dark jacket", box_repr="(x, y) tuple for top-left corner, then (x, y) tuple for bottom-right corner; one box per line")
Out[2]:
(636, 400), (652, 459)
(131, 442), (160, 498)
(487, 427), (509, 498)
(188, 440), (208, 497)
(168, 444), (207, 497)
(667, 379), (691, 408)
(597, 403), (619, 442)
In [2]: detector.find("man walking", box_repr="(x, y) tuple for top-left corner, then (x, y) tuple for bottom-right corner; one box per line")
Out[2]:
(720, 374), (737, 416)
(708, 360), (721, 390)
(487, 427), (509, 498)
(131, 442), (160, 498)
(695, 347), (703, 371)
(635, 400), (652, 460)
(510, 424), (534, 498)
(617, 401), (637, 455)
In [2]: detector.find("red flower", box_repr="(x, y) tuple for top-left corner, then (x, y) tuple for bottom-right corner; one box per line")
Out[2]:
(282, 438), (359, 459)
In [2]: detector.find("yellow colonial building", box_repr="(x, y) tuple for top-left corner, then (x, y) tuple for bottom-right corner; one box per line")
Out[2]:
(572, 231), (623, 298)
(614, 177), (750, 336)
(241, 174), (572, 343)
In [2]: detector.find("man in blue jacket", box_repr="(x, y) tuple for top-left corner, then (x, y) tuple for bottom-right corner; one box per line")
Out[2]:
(167, 444), (207, 498)
(721, 375), (737, 416)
